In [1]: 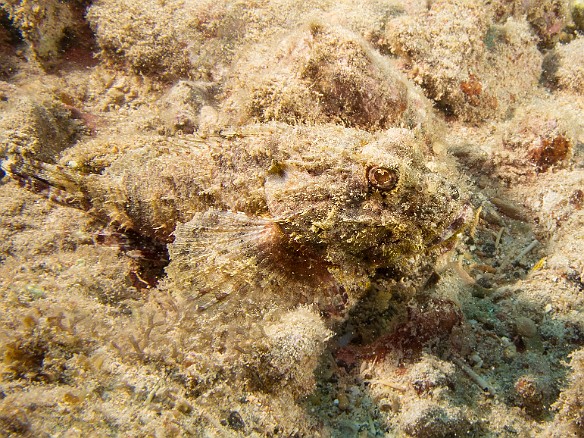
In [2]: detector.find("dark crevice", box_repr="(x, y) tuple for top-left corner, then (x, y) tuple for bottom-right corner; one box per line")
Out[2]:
(0, 8), (24, 47)
(45, 1), (99, 72)
(0, 8), (24, 79)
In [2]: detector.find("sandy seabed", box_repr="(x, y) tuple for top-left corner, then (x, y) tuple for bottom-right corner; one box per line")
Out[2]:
(0, 0), (584, 437)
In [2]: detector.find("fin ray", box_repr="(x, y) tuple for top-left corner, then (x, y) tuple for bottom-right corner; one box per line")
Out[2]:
(166, 210), (345, 314)
(2, 156), (90, 210)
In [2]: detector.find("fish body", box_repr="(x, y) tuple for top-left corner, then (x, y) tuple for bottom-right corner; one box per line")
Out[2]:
(2, 123), (468, 320)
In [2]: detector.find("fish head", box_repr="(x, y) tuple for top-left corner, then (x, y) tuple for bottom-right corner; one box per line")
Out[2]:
(265, 128), (470, 279)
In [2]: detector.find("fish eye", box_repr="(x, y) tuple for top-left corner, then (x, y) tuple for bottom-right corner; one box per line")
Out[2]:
(367, 166), (399, 191)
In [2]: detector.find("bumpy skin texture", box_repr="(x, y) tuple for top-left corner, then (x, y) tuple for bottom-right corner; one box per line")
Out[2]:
(4, 123), (467, 320)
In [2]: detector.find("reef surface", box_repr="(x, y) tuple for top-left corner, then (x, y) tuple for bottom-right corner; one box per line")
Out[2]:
(0, 0), (583, 436)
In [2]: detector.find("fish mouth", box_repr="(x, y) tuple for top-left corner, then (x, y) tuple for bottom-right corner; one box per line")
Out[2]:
(427, 203), (474, 248)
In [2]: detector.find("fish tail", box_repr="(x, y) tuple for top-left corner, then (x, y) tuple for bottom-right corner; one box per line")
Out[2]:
(1, 155), (91, 210)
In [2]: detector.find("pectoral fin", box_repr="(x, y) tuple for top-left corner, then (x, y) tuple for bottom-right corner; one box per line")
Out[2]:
(166, 210), (345, 314)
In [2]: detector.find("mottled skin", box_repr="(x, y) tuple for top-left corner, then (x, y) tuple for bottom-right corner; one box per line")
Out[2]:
(3, 123), (468, 319)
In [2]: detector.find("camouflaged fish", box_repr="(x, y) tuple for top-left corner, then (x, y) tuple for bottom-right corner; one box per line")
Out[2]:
(2, 123), (469, 320)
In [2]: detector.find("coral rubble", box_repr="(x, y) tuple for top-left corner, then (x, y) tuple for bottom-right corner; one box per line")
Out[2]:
(0, 0), (583, 436)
